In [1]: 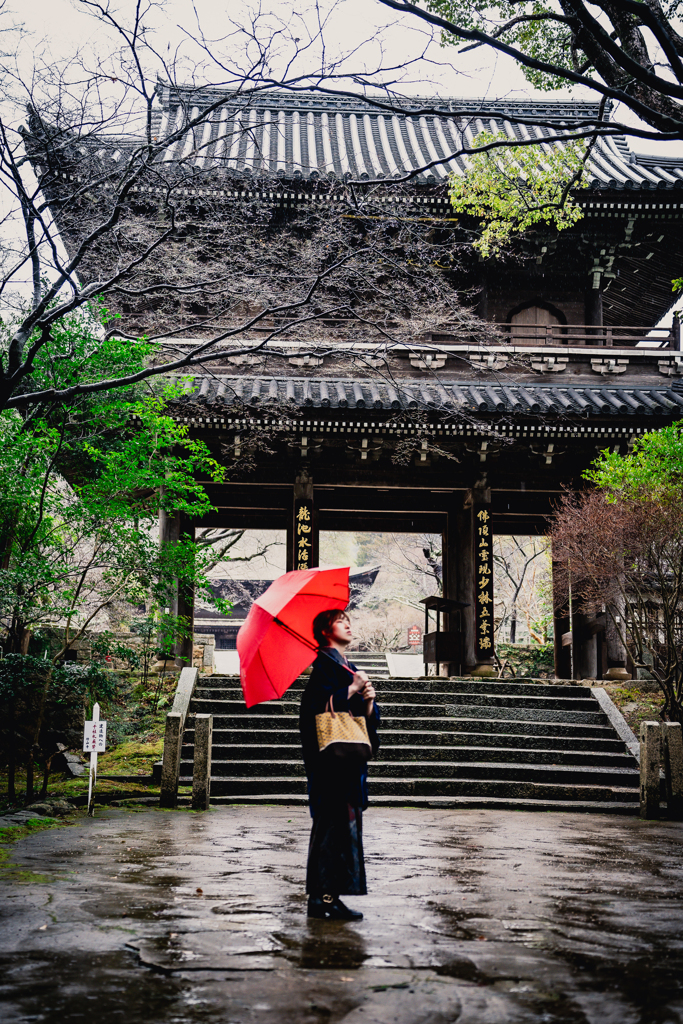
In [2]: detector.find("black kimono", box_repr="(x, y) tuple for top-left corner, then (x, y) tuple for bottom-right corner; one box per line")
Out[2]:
(299, 647), (380, 897)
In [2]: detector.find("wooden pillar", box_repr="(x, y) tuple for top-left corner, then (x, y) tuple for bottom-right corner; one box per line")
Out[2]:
(573, 609), (598, 680)
(443, 511), (461, 676)
(176, 517), (195, 669)
(471, 483), (495, 676)
(443, 515), (456, 674)
(551, 547), (571, 679)
(585, 276), (603, 328)
(604, 578), (631, 681)
(477, 272), (488, 319)
(454, 480), (492, 675)
(292, 470), (318, 571)
(455, 503), (476, 672)
(159, 507), (180, 620)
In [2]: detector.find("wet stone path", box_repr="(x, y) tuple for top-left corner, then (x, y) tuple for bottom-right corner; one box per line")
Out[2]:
(0, 806), (682, 1023)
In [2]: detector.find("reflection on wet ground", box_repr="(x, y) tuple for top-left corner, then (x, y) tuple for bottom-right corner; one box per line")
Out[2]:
(0, 806), (682, 1022)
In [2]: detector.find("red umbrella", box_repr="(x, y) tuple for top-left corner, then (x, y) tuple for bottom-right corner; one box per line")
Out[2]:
(236, 566), (350, 708)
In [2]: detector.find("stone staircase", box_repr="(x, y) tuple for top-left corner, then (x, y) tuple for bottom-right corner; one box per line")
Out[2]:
(346, 652), (391, 679)
(179, 675), (640, 813)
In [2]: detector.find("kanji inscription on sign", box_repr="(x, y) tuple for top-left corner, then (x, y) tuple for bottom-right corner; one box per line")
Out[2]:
(83, 719), (107, 753)
(474, 505), (494, 658)
(294, 499), (314, 570)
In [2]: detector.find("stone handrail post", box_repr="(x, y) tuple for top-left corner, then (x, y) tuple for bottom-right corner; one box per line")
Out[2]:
(639, 720), (683, 820)
(192, 714), (213, 811)
(662, 722), (683, 820)
(160, 667), (199, 808)
(639, 721), (661, 819)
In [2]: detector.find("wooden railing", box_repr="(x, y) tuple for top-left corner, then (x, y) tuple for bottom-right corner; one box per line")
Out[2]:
(236, 318), (681, 350)
(500, 323), (680, 349)
(428, 323), (680, 348)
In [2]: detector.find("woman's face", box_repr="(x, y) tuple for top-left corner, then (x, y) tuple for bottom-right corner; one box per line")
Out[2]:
(327, 615), (352, 645)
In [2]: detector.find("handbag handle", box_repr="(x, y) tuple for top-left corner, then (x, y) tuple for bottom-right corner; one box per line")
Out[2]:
(326, 695), (336, 718)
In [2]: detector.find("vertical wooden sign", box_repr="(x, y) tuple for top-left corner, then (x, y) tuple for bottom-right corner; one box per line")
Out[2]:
(474, 505), (494, 660)
(294, 499), (314, 570)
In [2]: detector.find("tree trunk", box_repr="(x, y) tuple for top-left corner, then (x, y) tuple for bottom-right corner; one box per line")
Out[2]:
(25, 747), (34, 804)
(39, 753), (54, 799)
(509, 608), (517, 644)
(7, 701), (16, 804)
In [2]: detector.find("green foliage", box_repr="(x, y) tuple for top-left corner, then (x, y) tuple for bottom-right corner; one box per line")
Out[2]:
(496, 641), (554, 679)
(424, 1), (587, 90)
(585, 422), (683, 502)
(448, 131), (588, 256)
(0, 654), (48, 702)
(0, 302), (228, 655)
(0, 301), (233, 802)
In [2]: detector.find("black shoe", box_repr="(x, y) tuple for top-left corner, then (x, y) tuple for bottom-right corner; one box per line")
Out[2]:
(307, 895), (363, 921)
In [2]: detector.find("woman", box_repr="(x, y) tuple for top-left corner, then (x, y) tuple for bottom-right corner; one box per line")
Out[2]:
(299, 608), (380, 921)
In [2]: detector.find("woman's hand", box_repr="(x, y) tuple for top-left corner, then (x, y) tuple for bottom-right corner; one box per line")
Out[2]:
(348, 670), (369, 696)
(362, 682), (376, 702)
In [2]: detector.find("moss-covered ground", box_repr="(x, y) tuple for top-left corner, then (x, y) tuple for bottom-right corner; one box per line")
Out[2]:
(602, 679), (665, 735)
(0, 673), (182, 810)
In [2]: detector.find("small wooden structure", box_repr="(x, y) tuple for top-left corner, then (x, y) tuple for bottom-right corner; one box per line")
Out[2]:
(420, 597), (469, 677)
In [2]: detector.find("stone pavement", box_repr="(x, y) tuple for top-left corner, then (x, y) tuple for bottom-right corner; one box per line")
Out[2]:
(0, 805), (682, 1023)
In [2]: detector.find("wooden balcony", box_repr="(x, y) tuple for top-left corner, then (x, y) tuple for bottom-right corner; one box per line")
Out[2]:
(430, 322), (681, 349)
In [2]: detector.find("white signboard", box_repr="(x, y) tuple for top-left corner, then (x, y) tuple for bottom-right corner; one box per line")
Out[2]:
(83, 719), (107, 753)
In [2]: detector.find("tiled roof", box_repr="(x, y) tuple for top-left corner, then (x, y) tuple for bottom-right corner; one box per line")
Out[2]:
(185, 375), (683, 417)
(150, 86), (683, 190)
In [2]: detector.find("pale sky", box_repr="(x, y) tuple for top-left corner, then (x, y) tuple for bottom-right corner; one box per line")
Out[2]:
(3, 0), (682, 321)
(5, 0), (682, 154)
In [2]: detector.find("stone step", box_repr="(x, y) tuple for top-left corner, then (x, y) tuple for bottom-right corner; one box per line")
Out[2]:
(188, 714), (610, 737)
(182, 793), (639, 814)
(190, 699), (606, 726)
(346, 654), (391, 678)
(178, 673), (638, 813)
(194, 677), (594, 698)
(180, 775), (639, 802)
(184, 743), (635, 767)
(184, 717), (619, 741)
(183, 758), (638, 787)
(192, 689), (599, 712)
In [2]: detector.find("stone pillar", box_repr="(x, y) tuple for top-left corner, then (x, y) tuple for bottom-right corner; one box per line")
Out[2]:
(159, 712), (182, 809)
(640, 721), (661, 819)
(293, 470), (318, 571)
(662, 722), (683, 820)
(191, 714), (213, 811)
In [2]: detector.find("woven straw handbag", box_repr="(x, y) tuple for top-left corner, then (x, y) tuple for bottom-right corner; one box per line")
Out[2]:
(315, 695), (372, 761)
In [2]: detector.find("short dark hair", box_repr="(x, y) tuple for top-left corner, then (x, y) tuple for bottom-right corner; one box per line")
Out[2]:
(312, 609), (349, 647)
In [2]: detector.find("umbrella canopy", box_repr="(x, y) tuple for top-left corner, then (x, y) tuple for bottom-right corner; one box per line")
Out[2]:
(236, 567), (350, 708)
